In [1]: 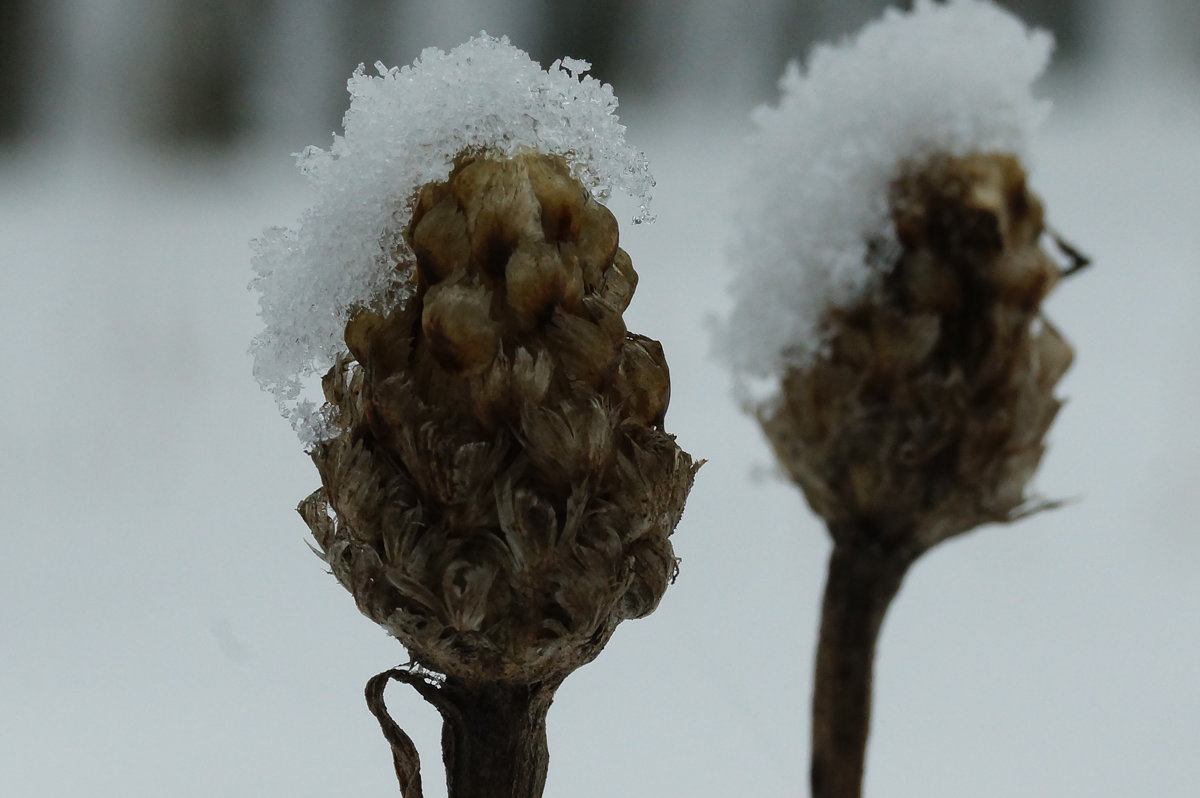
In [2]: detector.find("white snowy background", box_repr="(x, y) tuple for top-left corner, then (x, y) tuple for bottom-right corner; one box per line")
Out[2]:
(2, 2), (1198, 797)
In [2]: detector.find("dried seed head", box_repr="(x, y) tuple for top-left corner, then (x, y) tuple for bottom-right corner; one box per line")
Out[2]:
(302, 153), (697, 684)
(761, 153), (1072, 553)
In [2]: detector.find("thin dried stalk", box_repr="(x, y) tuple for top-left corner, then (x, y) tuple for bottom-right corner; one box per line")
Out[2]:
(436, 678), (558, 798)
(810, 541), (914, 798)
(368, 668), (557, 798)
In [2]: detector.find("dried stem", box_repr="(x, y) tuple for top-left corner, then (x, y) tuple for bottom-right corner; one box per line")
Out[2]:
(437, 678), (558, 798)
(810, 540), (915, 798)
(368, 667), (559, 798)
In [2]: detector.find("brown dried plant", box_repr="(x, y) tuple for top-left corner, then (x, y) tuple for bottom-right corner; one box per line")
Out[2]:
(299, 152), (697, 798)
(759, 153), (1081, 798)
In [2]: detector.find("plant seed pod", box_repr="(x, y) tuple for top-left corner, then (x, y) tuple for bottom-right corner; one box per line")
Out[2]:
(300, 152), (697, 685)
(760, 152), (1072, 555)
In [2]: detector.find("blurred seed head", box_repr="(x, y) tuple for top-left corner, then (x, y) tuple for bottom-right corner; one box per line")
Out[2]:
(761, 153), (1073, 553)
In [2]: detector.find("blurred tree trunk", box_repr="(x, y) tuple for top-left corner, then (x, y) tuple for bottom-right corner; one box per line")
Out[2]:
(527, 0), (639, 91)
(0, 0), (31, 143)
(156, 0), (398, 146)
(341, 0), (400, 70)
(996, 0), (1084, 61)
(155, 0), (269, 145)
(816, 0), (890, 39)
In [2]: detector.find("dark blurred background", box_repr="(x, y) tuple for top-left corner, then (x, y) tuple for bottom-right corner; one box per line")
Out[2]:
(2, 0), (1197, 154)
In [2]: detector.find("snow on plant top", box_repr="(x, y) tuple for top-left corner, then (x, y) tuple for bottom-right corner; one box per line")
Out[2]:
(718, 0), (1052, 395)
(251, 34), (653, 443)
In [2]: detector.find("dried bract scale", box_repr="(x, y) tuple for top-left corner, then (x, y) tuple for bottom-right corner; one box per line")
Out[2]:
(760, 152), (1072, 555)
(300, 152), (697, 685)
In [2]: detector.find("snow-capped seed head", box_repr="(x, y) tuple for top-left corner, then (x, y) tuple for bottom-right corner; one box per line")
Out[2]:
(302, 152), (696, 684)
(251, 34), (654, 443)
(761, 152), (1074, 551)
(717, 0), (1053, 397)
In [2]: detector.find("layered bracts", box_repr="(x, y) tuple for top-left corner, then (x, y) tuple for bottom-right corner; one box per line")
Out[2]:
(302, 153), (696, 685)
(761, 153), (1073, 556)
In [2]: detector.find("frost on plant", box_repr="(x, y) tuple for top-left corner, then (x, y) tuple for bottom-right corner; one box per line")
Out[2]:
(716, 0), (1053, 399)
(250, 34), (654, 443)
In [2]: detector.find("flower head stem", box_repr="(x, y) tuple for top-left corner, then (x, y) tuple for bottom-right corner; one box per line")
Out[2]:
(811, 539), (915, 798)
(367, 668), (557, 798)
(436, 678), (558, 798)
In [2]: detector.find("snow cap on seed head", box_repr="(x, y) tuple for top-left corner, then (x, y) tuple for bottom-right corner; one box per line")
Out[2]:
(718, 0), (1053, 401)
(251, 33), (653, 443)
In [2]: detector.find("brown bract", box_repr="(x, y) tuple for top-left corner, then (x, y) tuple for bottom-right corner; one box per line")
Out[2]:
(299, 152), (697, 685)
(762, 152), (1073, 555)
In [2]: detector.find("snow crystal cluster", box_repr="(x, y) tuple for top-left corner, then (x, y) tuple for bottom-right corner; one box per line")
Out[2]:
(718, 0), (1053, 396)
(251, 34), (653, 443)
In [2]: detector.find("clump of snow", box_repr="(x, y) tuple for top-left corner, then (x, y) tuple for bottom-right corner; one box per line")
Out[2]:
(251, 34), (653, 443)
(717, 0), (1053, 396)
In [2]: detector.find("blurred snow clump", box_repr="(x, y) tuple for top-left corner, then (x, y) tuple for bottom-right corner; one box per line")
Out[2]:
(717, 0), (1053, 396)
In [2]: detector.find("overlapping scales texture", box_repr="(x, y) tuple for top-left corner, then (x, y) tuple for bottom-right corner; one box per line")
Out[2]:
(299, 154), (696, 683)
(251, 35), (654, 443)
(761, 154), (1072, 551)
(720, 0), (1053, 392)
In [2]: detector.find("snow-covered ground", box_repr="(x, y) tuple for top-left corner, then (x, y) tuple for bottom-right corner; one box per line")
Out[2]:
(2, 63), (1198, 798)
